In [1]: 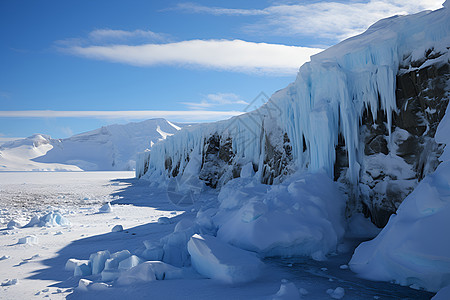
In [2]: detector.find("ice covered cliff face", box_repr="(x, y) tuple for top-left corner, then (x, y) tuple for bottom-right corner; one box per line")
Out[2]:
(139, 6), (450, 227)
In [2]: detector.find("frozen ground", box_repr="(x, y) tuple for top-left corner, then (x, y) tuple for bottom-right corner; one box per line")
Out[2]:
(0, 172), (435, 299)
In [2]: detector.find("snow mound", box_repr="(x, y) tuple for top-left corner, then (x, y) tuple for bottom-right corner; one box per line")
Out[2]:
(433, 285), (450, 300)
(18, 235), (38, 245)
(98, 203), (112, 213)
(111, 224), (123, 232)
(1, 279), (18, 286)
(345, 213), (381, 239)
(350, 161), (450, 292)
(271, 279), (301, 300)
(326, 287), (345, 299)
(187, 234), (263, 284)
(215, 171), (345, 258)
(24, 211), (70, 227)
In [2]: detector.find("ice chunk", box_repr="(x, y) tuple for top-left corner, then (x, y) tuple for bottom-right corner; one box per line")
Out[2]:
(240, 162), (255, 178)
(326, 287), (345, 299)
(116, 262), (156, 285)
(89, 250), (111, 275)
(118, 255), (143, 271)
(98, 203), (112, 213)
(90, 282), (110, 291)
(116, 261), (182, 286)
(76, 279), (92, 291)
(101, 250), (132, 280)
(111, 224), (123, 232)
(1, 279), (18, 286)
(104, 250), (131, 270)
(18, 235), (38, 245)
(24, 212), (70, 228)
(271, 279), (301, 300)
(187, 234), (263, 284)
(65, 258), (88, 272)
(101, 269), (121, 282)
(74, 262), (92, 277)
(0, 255), (10, 260)
(142, 241), (163, 261)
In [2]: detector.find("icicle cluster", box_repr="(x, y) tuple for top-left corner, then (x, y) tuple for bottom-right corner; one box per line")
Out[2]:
(140, 6), (450, 185)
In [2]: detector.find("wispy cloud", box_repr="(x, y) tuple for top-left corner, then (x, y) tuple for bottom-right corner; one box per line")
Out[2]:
(88, 29), (167, 43)
(0, 110), (244, 122)
(170, 2), (268, 16)
(61, 39), (322, 75)
(172, 1), (445, 42)
(55, 28), (168, 47)
(181, 92), (248, 109)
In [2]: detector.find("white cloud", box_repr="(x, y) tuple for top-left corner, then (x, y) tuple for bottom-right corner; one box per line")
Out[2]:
(181, 92), (248, 109)
(0, 110), (244, 122)
(173, 1), (445, 42)
(62, 39), (323, 75)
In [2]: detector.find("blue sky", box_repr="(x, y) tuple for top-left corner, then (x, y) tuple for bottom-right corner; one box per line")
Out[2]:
(0, 0), (444, 139)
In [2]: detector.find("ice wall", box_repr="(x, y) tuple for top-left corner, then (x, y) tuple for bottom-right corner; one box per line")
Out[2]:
(140, 6), (450, 188)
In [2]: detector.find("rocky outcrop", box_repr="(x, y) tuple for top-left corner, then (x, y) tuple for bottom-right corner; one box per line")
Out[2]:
(357, 54), (449, 227)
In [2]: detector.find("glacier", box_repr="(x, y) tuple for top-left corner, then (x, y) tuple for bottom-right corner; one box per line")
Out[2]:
(139, 5), (450, 195)
(132, 2), (450, 294)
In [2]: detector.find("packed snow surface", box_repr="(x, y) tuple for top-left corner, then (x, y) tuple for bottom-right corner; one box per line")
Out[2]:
(0, 172), (435, 299)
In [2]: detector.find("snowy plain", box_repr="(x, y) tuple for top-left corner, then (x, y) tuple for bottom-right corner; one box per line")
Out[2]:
(0, 172), (435, 299)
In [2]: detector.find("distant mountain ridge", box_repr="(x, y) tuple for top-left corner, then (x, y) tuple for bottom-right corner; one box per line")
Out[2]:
(0, 118), (187, 171)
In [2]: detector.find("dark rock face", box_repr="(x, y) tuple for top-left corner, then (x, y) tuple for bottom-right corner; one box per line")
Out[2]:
(261, 133), (293, 185)
(357, 57), (450, 227)
(199, 134), (234, 188)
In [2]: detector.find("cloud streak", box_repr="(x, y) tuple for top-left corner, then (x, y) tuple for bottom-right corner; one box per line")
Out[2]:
(181, 92), (248, 110)
(62, 39), (323, 75)
(173, 1), (445, 42)
(0, 110), (244, 122)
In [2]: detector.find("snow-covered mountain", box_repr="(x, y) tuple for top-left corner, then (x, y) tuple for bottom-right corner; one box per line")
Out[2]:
(0, 118), (187, 171)
(0, 134), (82, 171)
(135, 4), (450, 293)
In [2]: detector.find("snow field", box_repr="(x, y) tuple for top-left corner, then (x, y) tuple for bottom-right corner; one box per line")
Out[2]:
(0, 171), (184, 299)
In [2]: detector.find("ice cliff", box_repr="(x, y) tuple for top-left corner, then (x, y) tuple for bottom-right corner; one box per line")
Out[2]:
(138, 5), (450, 228)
